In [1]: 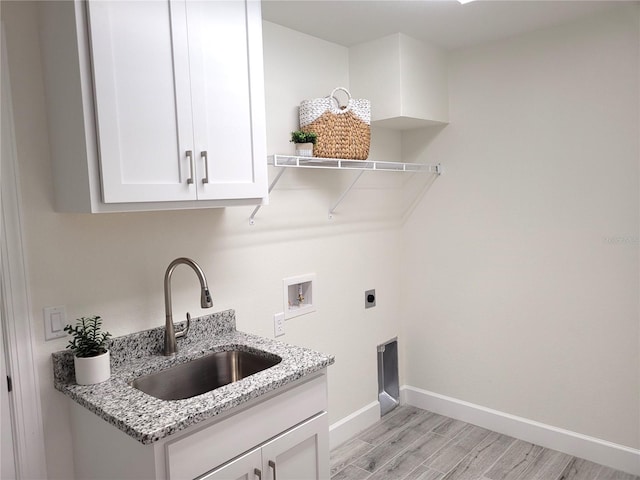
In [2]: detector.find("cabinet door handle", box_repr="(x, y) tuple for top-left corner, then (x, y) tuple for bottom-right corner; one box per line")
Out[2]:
(186, 150), (194, 184)
(201, 150), (209, 184)
(254, 468), (262, 480)
(268, 460), (276, 480)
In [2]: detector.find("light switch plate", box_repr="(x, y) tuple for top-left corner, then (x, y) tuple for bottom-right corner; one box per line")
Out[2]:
(44, 305), (67, 341)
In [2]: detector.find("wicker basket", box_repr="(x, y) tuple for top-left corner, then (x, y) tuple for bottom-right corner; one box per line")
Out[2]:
(299, 87), (370, 160)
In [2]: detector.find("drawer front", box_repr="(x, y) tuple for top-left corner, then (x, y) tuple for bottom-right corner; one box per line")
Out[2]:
(166, 373), (327, 480)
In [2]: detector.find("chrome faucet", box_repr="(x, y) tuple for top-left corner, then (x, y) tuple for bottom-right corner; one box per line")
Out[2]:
(163, 257), (213, 356)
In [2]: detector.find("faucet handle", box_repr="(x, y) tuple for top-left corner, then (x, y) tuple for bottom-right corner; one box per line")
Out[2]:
(176, 312), (191, 339)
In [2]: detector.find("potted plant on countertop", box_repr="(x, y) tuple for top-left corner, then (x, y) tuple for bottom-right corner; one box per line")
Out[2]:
(290, 130), (317, 157)
(64, 315), (112, 385)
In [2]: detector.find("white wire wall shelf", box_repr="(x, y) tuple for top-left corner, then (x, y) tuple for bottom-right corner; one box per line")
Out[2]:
(249, 155), (442, 225)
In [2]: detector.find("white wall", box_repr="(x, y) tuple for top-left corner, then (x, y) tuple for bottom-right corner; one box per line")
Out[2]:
(1, 4), (404, 478)
(401, 5), (640, 449)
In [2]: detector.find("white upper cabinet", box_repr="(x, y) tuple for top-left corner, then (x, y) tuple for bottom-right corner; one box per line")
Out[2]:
(87, 1), (195, 203)
(39, 0), (267, 212)
(349, 33), (449, 130)
(187, 1), (267, 201)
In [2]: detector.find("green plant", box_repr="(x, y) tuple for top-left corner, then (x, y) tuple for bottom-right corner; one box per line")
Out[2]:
(290, 130), (317, 144)
(64, 316), (111, 358)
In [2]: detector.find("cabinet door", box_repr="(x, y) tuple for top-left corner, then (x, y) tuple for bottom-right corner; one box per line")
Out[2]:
(261, 413), (329, 480)
(186, 0), (267, 200)
(200, 448), (262, 480)
(87, 0), (196, 203)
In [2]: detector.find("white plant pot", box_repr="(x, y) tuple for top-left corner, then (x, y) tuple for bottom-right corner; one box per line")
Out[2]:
(74, 350), (111, 385)
(295, 143), (313, 157)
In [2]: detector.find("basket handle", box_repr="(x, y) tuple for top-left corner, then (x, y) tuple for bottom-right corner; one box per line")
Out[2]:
(330, 87), (352, 110)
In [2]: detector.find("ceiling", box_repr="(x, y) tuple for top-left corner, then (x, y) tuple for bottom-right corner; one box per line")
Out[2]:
(261, 0), (632, 51)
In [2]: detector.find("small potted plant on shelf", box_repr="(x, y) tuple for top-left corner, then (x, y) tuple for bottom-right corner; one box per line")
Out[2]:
(290, 130), (317, 157)
(64, 315), (112, 385)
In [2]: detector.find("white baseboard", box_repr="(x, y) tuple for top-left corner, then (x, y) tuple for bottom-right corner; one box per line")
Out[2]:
(401, 385), (640, 476)
(329, 401), (380, 449)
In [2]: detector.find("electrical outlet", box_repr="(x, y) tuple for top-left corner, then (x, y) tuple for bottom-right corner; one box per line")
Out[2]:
(365, 289), (376, 308)
(274, 312), (285, 337)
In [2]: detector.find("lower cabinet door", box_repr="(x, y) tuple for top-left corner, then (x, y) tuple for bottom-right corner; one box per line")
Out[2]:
(200, 448), (262, 480)
(261, 413), (329, 480)
(199, 413), (328, 480)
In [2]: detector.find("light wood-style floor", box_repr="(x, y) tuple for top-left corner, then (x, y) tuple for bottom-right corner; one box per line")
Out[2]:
(330, 406), (639, 480)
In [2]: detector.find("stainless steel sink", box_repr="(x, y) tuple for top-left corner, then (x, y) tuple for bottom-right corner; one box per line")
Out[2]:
(131, 349), (282, 400)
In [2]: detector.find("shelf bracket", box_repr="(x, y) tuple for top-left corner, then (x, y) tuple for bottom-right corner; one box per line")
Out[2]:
(328, 170), (365, 220)
(249, 168), (286, 225)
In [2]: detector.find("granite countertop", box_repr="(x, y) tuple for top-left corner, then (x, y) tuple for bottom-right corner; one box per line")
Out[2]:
(52, 310), (334, 445)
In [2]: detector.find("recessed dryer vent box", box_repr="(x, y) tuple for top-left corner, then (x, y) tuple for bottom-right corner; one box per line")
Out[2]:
(283, 273), (316, 320)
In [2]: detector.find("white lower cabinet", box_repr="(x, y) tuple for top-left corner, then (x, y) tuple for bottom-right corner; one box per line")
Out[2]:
(68, 372), (329, 480)
(203, 414), (328, 480)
